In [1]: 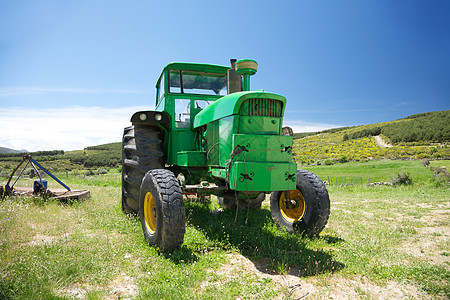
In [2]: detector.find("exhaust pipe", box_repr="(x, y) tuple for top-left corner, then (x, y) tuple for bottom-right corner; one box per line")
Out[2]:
(236, 59), (257, 92)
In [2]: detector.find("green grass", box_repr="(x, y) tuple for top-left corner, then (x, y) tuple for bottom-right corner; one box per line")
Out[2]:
(303, 159), (449, 185)
(326, 185), (449, 293)
(1, 161), (449, 299)
(0, 184), (284, 299)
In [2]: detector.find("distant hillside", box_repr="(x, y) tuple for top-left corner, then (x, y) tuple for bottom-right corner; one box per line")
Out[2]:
(295, 110), (449, 143)
(293, 110), (450, 165)
(0, 147), (28, 154)
(1, 111), (449, 170)
(84, 142), (121, 152)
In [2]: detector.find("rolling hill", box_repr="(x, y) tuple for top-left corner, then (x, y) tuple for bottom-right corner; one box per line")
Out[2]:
(292, 110), (449, 165)
(0, 147), (28, 154)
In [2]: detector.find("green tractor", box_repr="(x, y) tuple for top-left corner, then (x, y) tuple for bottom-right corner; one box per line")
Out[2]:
(122, 59), (330, 251)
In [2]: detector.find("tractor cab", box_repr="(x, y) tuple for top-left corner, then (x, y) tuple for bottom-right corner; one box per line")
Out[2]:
(152, 62), (229, 166)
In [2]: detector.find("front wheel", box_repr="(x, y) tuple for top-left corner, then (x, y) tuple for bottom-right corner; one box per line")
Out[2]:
(270, 169), (330, 236)
(139, 169), (186, 251)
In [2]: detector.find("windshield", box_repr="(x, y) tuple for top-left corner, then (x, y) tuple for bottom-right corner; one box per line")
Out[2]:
(169, 70), (227, 95)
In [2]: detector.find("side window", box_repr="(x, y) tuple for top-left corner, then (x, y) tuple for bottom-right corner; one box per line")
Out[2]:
(194, 100), (212, 109)
(158, 73), (165, 103)
(175, 99), (191, 128)
(169, 70), (181, 93)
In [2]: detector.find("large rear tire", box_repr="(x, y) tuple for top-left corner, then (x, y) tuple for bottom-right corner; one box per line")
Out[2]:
(122, 125), (164, 214)
(270, 169), (330, 236)
(139, 169), (186, 251)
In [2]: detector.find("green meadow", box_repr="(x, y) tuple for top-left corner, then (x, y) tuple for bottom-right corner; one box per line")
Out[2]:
(0, 159), (448, 299)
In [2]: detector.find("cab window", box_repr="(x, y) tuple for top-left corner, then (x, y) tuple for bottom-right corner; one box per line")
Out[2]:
(169, 70), (227, 95)
(174, 99), (191, 128)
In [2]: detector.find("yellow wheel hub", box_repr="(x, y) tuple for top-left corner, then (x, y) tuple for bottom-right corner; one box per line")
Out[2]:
(280, 190), (305, 223)
(144, 192), (157, 234)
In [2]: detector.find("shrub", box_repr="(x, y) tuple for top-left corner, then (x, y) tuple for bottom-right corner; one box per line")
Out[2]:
(392, 172), (413, 186)
(338, 156), (348, 163)
(324, 159), (334, 165)
(84, 170), (94, 176)
(94, 168), (108, 175)
(431, 167), (450, 186)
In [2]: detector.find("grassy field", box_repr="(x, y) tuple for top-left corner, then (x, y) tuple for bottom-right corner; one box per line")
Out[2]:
(0, 160), (449, 299)
(304, 159), (450, 185)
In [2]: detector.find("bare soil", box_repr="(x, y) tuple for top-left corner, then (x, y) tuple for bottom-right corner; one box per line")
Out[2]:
(374, 135), (393, 148)
(214, 252), (437, 299)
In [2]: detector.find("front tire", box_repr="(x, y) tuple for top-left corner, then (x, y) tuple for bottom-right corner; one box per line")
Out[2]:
(139, 169), (186, 251)
(270, 169), (330, 236)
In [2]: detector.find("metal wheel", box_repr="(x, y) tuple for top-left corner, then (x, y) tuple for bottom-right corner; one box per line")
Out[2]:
(279, 189), (305, 223)
(143, 192), (157, 234)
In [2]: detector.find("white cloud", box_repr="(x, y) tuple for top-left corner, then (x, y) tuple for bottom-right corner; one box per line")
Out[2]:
(283, 119), (343, 133)
(0, 106), (150, 151)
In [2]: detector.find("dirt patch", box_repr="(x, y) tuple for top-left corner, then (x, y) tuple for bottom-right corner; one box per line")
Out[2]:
(209, 252), (439, 299)
(205, 252), (316, 299)
(22, 232), (71, 247)
(374, 135), (393, 148)
(57, 274), (138, 300)
(398, 209), (450, 268)
(106, 275), (139, 300)
(306, 276), (435, 299)
(23, 233), (57, 246)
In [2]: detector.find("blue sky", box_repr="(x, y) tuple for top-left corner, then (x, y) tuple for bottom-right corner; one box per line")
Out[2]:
(1, 0), (449, 151)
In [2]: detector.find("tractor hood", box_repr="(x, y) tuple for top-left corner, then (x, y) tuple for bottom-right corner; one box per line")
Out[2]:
(193, 91), (287, 129)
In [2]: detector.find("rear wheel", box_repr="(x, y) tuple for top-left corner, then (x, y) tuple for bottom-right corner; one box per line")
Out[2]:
(139, 169), (186, 251)
(122, 125), (164, 214)
(270, 169), (330, 236)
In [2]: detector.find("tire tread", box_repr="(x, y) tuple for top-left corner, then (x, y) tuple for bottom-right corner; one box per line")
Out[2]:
(121, 125), (164, 213)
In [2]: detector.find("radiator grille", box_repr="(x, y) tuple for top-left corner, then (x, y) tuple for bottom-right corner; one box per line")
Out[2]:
(240, 98), (283, 117)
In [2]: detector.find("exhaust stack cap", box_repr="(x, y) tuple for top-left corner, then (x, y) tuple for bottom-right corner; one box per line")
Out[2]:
(236, 59), (258, 76)
(236, 59), (257, 91)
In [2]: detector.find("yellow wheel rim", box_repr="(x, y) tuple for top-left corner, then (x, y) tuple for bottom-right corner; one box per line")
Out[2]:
(280, 190), (305, 223)
(144, 192), (157, 234)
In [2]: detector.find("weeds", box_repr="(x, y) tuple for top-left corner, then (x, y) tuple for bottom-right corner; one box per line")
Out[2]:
(391, 172), (413, 186)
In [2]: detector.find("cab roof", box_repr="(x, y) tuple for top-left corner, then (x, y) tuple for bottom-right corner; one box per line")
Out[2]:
(163, 62), (229, 74)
